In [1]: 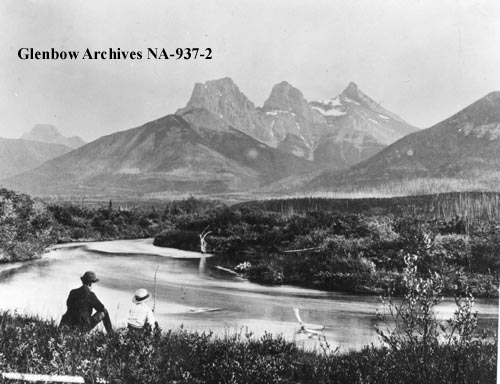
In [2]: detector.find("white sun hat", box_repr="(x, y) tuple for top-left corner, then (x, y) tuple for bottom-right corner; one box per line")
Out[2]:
(132, 288), (151, 303)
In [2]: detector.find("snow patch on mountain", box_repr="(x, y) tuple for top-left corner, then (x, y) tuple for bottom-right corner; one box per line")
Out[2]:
(324, 108), (347, 117)
(312, 105), (347, 117)
(320, 97), (343, 108)
(342, 96), (360, 105)
(266, 110), (296, 117)
(311, 96), (348, 117)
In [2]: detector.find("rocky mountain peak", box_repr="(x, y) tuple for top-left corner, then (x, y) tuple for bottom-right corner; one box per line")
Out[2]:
(181, 77), (256, 114)
(342, 82), (360, 97)
(263, 81), (314, 119)
(176, 77), (417, 166)
(339, 82), (406, 123)
(341, 81), (371, 104)
(177, 77), (271, 143)
(204, 77), (241, 96)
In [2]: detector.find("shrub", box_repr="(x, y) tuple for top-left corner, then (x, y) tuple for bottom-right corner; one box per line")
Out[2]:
(377, 248), (483, 383)
(247, 263), (284, 285)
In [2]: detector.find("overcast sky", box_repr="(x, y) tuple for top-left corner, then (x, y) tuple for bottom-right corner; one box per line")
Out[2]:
(1, 0), (499, 141)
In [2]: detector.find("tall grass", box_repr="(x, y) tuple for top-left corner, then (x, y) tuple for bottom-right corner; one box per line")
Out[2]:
(0, 311), (496, 384)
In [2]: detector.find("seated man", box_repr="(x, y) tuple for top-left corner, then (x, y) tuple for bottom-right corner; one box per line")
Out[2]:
(60, 271), (113, 334)
(127, 288), (156, 330)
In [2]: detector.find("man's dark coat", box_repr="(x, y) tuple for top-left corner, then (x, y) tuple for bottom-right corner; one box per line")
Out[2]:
(60, 285), (106, 330)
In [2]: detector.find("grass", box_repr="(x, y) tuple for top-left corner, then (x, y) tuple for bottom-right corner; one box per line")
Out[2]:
(0, 311), (496, 384)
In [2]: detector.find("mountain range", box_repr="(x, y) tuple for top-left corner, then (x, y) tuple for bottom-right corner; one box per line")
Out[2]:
(177, 78), (418, 169)
(297, 91), (500, 194)
(2, 115), (314, 196)
(2, 78), (498, 197)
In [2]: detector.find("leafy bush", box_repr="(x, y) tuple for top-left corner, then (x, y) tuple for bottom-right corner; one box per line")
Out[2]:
(247, 263), (284, 285)
(376, 240), (488, 383)
(0, 311), (496, 383)
(0, 189), (55, 262)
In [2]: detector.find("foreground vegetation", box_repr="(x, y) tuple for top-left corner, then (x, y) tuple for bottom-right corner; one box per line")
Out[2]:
(0, 312), (494, 384)
(0, 253), (496, 383)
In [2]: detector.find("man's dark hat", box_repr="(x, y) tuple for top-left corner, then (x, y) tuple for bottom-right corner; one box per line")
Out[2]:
(81, 271), (99, 284)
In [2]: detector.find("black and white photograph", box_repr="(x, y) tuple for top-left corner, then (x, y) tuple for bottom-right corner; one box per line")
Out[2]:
(0, 0), (499, 383)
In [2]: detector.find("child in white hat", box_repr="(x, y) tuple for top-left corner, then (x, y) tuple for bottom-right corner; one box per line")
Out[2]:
(127, 288), (155, 330)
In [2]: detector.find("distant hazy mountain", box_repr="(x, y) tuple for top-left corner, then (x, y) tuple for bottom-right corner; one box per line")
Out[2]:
(0, 138), (72, 179)
(178, 78), (418, 169)
(2, 115), (314, 196)
(22, 124), (86, 149)
(302, 91), (500, 193)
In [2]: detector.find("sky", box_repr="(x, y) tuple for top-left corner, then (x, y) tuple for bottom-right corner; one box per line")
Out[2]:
(1, 0), (500, 142)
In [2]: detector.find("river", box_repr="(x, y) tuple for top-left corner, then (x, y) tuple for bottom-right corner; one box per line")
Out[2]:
(0, 239), (497, 352)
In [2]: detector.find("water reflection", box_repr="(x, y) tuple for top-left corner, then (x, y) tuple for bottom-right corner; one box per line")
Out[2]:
(199, 257), (207, 275)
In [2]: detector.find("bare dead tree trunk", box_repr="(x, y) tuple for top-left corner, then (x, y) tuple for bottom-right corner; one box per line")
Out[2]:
(199, 226), (212, 254)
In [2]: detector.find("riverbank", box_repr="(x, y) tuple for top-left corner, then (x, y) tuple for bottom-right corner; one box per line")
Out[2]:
(0, 189), (220, 264)
(0, 311), (496, 384)
(1, 188), (499, 298)
(154, 208), (500, 298)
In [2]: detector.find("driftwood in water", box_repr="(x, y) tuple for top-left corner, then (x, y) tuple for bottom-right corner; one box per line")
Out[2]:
(293, 307), (326, 339)
(281, 247), (320, 253)
(272, 244), (321, 254)
(199, 226), (212, 254)
(213, 265), (239, 276)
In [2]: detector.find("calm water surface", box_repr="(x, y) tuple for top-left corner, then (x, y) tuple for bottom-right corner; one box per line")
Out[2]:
(0, 239), (497, 351)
